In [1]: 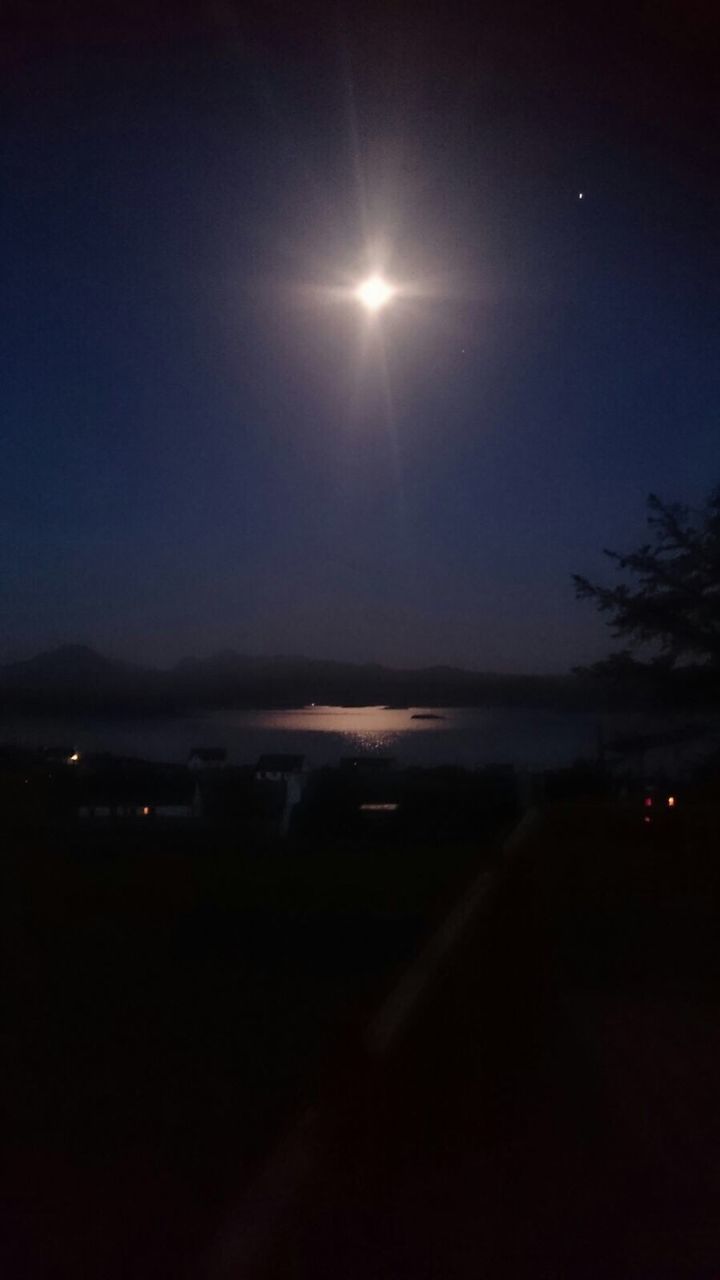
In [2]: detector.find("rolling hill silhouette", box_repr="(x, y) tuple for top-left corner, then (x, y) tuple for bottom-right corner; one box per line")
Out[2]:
(0, 646), (595, 714)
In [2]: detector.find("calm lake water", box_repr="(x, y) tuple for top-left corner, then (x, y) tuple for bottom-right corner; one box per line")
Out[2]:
(0, 706), (608, 770)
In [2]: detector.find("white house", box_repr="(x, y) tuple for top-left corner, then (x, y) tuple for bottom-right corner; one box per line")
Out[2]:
(254, 753), (305, 783)
(77, 770), (195, 820)
(188, 748), (228, 770)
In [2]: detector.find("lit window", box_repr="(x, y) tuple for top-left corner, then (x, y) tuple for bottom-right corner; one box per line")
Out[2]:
(667, 795), (676, 808)
(142, 806), (151, 816)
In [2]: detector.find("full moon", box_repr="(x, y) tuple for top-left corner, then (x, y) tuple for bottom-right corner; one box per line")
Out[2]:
(356, 275), (395, 311)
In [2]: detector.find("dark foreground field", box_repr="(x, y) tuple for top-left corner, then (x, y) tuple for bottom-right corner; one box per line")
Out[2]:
(0, 823), (502, 1279)
(4, 801), (720, 1279)
(220, 801), (720, 1280)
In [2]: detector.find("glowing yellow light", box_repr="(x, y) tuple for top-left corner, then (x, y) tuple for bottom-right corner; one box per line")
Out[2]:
(356, 275), (394, 311)
(68, 752), (80, 763)
(142, 806), (151, 816)
(667, 795), (675, 808)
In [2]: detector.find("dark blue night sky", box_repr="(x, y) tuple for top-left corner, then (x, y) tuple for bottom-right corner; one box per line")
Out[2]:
(2, 1), (718, 671)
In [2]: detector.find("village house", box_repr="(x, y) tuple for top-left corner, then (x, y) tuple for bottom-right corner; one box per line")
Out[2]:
(254, 753), (305, 782)
(77, 767), (196, 821)
(254, 755), (306, 835)
(187, 748), (228, 770)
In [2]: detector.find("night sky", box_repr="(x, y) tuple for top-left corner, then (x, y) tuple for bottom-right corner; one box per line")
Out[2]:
(2, 1), (718, 672)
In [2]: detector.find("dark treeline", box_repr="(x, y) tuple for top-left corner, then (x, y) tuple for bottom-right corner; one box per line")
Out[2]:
(0, 644), (687, 717)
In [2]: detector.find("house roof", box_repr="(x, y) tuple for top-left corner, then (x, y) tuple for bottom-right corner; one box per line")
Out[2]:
(255, 753), (305, 772)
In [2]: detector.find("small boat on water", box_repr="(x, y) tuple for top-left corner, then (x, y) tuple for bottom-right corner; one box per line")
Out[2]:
(410, 712), (446, 720)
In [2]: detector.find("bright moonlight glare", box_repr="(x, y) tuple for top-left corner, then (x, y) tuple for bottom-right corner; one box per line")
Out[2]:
(356, 275), (395, 311)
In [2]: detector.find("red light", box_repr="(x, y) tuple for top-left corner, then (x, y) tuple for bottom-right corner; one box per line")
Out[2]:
(644, 796), (653, 807)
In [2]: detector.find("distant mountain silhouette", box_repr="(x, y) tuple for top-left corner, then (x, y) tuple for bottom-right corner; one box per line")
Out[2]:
(0, 645), (159, 712)
(1, 645), (144, 684)
(0, 645), (605, 715)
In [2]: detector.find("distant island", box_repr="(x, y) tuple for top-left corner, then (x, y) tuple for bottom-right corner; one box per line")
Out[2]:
(0, 643), (640, 717)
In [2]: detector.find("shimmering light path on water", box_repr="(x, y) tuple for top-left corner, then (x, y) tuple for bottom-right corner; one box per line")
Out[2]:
(0, 706), (608, 770)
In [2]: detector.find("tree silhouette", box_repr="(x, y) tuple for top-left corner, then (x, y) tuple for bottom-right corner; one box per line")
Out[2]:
(573, 486), (720, 697)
